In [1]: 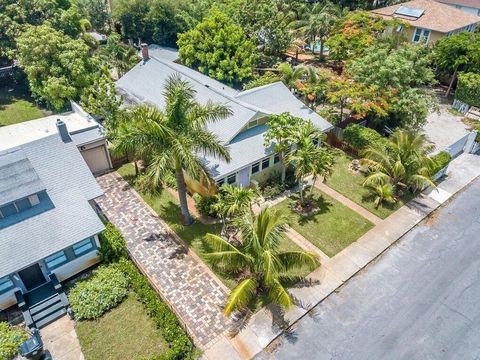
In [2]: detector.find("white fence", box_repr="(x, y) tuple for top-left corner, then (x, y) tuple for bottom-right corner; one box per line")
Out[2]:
(452, 99), (470, 113)
(445, 131), (478, 158)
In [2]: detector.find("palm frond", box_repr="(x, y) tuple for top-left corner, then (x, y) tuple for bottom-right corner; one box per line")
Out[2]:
(267, 280), (294, 310)
(277, 251), (319, 272)
(224, 278), (257, 315)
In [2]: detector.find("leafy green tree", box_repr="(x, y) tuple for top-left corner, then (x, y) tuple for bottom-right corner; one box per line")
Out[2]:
(113, 75), (231, 225)
(287, 122), (332, 205)
(244, 71), (281, 90)
(177, 8), (256, 84)
(97, 33), (139, 77)
(362, 129), (435, 192)
(17, 24), (97, 110)
(264, 113), (305, 184)
(74, 0), (110, 31)
(433, 32), (480, 96)
(113, 0), (150, 43)
(203, 207), (319, 315)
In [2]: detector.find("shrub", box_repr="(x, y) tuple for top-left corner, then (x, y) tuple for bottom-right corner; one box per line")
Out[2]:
(69, 265), (128, 320)
(113, 259), (196, 360)
(0, 322), (28, 360)
(99, 223), (127, 263)
(343, 124), (390, 151)
(261, 184), (284, 198)
(456, 72), (480, 108)
(244, 71), (281, 90)
(192, 193), (218, 217)
(431, 151), (452, 175)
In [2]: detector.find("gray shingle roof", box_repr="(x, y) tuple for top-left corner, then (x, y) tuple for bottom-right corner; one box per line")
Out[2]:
(0, 134), (104, 277)
(0, 149), (45, 206)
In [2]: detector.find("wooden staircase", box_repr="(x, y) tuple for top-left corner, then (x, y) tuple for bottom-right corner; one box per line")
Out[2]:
(466, 106), (480, 121)
(15, 274), (69, 329)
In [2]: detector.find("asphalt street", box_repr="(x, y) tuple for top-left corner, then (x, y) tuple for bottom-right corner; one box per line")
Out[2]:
(258, 177), (480, 360)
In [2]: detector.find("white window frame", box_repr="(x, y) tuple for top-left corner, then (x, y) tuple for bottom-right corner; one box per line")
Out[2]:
(261, 157), (271, 170)
(45, 251), (68, 270)
(227, 173), (237, 185)
(0, 276), (14, 294)
(73, 238), (95, 257)
(412, 27), (431, 44)
(251, 162), (260, 175)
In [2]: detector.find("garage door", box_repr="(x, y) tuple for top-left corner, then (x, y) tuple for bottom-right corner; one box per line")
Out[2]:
(81, 146), (110, 174)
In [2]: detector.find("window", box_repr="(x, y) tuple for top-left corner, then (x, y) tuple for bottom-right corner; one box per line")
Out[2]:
(274, 154), (280, 164)
(227, 174), (236, 185)
(73, 238), (94, 257)
(413, 28), (430, 44)
(248, 119), (258, 128)
(217, 178), (225, 187)
(0, 203), (16, 218)
(262, 157), (270, 170)
(0, 276), (14, 294)
(45, 251), (68, 270)
(15, 198), (32, 212)
(0, 196), (35, 218)
(251, 162), (260, 174)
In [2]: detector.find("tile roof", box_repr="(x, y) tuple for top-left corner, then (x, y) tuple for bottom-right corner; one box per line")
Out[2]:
(372, 0), (480, 32)
(436, 0), (480, 9)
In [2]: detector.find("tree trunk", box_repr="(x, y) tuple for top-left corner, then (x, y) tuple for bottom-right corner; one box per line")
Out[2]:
(299, 179), (304, 205)
(175, 169), (193, 225)
(280, 151), (286, 184)
(446, 66), (458, 98)
(134, 160), (139, 176)
(340, 100), (344, 121)
(310, 176), (316, 196)
(319, 41), (324, 60)
(295, 48), (299, 64)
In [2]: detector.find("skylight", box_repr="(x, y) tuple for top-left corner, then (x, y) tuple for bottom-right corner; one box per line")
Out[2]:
(394, 6), (425, 18)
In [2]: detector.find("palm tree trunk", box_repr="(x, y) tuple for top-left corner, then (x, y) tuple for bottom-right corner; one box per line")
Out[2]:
(175, 169), (193, 225)
(299, 179), (304, 205)
(134, 160), (139, 176)
(310, 176), (316, 196)
(280, 151), (286, 184)
(320, 41), (324, 59)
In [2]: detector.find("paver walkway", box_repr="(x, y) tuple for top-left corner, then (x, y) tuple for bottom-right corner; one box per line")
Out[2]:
(314, 181), (383, 225)
(96, 172), (231, 348)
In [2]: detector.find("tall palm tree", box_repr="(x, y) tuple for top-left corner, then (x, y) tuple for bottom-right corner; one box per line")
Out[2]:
(362, 129), (436, 192)
(113, 74), (232, 225)
(287, 122), (332, 205)
(213, 184), (259, 233)
(203, 208), (319, 315)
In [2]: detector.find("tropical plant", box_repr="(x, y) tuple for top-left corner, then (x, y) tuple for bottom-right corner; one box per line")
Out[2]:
(287, 122), (332, 205)
(213, 184), (258, 232)
(362, 129), (436, 192)
(203, 208), (319, 315)
(264, 113), (305, 184)
(368, 183), (396, 209)
(0, 322), (27, 360)
(113, 74), (231, 225)
(277, 62), (306, 91)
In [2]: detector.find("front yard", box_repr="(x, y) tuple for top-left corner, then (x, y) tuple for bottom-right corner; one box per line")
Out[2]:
(76, 293), (168, 360)
(273, 188), (374, 257)
(325, 150), (414, 219)
(0, 85), (48, 126)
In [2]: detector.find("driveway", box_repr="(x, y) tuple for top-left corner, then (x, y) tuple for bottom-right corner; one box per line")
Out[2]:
(257, 176), (480, 360)
(423, 102), (469, 153)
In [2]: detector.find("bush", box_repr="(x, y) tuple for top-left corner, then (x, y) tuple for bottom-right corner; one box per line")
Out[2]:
(0, 322), (28, 360)
(99, 223), (127, 263)
(261, 184), (284, 198)
(69, 265), (128, 320)
(431, 151), (452, 175)
(244, 71), (281, 90)
(192, 193), (218, 217)
(343, 124), (390, 151)
(456, 72), (480, 108)
(113, 259), (196, 360)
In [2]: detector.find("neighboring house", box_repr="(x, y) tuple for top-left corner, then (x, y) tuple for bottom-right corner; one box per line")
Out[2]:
(372, 0), (480, 45)
(116, 45), (333, 189)
(435, 0), (480, 15)
(0, 105), (109, 328)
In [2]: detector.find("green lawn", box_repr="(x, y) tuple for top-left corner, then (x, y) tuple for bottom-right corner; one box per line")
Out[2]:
(273, 188), (374, 257)
(325, 150), (414, 219)
(76, 293), (168, 360)
(0, 86), (47, 126)
(117, 163), (315, 287)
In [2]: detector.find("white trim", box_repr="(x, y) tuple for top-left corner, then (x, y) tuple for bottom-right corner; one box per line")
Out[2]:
(412, 27), (431, 44)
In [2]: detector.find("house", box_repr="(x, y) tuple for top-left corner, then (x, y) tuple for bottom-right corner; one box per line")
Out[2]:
(116, 45), (333, 189)
(435, 0), (480, 16)
(372, 0), (480, 45)
(0, 105), (109, 328)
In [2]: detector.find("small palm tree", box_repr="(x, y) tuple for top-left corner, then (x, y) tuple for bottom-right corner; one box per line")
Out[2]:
(113, 74), (232, 225)
(213, 184), (258, 233)
(362, 129), (435, 192)
(277, 62), (306, 92)
(203, 208), (319, 315)
(369, 183), (396, 209)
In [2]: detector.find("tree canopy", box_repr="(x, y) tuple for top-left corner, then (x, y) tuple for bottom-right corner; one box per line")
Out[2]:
(177, 8), (256, 84)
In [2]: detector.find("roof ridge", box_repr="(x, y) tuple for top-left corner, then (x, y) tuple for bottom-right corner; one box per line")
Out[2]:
(235, 81), (284, 98)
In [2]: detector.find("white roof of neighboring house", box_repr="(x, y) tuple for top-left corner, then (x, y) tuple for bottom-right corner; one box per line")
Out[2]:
(116, 46), (333, 178)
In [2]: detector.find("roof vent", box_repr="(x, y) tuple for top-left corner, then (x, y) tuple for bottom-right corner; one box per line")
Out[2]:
(56, 119), (72, 143)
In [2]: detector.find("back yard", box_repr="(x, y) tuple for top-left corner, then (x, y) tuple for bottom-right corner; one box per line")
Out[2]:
(0, 85), (48, 126)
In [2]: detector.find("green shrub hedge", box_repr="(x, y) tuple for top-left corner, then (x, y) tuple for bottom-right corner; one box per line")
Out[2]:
(192, 193), (218, 217)
(343, 124), (390, 151)
(456, 72), (480, 108)
(0, 322), (28, 360)
(113, 259), (196, 360)
(431, 151), (452, 175)
(69, 265), (129, 320)
(99, 222), (127, 263)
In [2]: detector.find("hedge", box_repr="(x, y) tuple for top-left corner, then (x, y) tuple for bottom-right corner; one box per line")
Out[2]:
(99, 222), (127, 263)
(456, 72), (480, 108)
(343, 124), (390, 152)
(431, 151), (452, 175)
(0, 322), (28, 360)
(69, 265), (129, 320)
(113, 259), (196, 360)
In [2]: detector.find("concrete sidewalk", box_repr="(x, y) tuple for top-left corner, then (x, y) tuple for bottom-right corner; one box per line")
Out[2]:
(204, 153), (480, 360)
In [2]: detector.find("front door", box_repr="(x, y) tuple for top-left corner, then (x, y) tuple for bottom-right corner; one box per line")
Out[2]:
(18, 264), (46, 291)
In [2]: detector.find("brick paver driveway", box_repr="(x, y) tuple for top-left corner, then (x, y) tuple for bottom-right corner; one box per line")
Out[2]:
(96, 172), (231, 348)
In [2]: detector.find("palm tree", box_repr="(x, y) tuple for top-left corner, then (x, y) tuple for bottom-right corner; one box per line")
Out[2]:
(203, 208), (319, 315)
(113, 74), (232, 225)
(213, 184), (258, 233)
(362, 129), (436, 192)
(287, 122), (332, 205)
(368, 183), (396, 209)
(277, 62), (306, 92)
